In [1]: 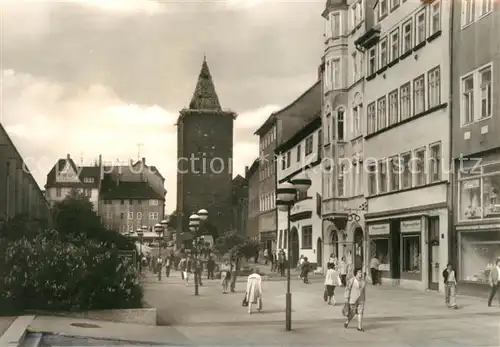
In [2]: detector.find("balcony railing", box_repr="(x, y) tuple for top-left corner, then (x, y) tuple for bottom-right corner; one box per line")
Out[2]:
(322, 197), (348, 216)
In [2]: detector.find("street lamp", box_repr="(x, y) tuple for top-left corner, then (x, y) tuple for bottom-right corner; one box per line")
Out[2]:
(137, 228), (144, 272)
(189, 209), (208, 296)
(276, 172), (311, 332)
(154, 223), (163, 281)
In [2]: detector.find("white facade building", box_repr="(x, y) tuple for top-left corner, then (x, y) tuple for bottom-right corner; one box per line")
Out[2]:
(360, 0), (451, 291)
(321, 0), (368, 274)
(276, 117), (323, 268)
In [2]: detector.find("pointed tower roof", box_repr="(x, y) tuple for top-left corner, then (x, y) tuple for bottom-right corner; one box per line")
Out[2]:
(189, 57), (222, 111)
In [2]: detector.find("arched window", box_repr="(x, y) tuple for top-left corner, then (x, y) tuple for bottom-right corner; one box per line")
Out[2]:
(337, 107), (345, 141)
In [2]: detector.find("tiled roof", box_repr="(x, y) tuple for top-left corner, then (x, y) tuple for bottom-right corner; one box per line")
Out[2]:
(189, 58), (222, 111)
(100, 180), (164, 200)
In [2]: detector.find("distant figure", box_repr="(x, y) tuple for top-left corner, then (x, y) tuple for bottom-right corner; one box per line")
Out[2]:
(220, 259), (231, 294)
(488, 258), (500, 307)
(339, 257), (348, 286)
(370, 255), (380, 285)
(264, 248), (269, 264)
(324, 262), (341, 305)
(178, 255), (186, 280)
(230, 257), (238, 292)
(442, 263), (458, 309)
(207, 256), (215, 280)
(278, 250), (285, 277)
(298, 255), (305, 279)
(343, 268), (366, 332)
(245, 269), (263, 314)
(301, 257), (310, 284)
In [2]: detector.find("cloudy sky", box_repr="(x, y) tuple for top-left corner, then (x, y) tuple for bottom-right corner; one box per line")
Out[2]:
(1, 0), (324, 212)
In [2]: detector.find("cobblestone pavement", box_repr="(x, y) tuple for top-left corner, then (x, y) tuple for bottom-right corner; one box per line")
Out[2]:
(143, 271), (500, 346)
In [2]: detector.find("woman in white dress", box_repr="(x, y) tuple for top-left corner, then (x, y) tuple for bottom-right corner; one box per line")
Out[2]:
(245, 269), (263, 314)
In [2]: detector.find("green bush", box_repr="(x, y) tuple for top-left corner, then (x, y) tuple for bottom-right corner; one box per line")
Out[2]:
(0, 228), (142, 313)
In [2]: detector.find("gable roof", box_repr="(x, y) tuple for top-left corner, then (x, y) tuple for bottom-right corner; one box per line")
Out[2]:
(189, 57), (222, 111)
(45, 156), (100, 188)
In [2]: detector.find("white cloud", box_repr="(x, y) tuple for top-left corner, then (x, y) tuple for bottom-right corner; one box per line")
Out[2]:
(1, 70), (273, 212)
(66, 0), (166, 15)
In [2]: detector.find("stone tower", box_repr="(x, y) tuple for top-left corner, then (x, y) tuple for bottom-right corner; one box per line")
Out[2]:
(176, 58), (236, 245)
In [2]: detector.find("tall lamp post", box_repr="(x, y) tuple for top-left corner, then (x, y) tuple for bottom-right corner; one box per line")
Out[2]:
(137, 228), (144, 272)
(154, 223), (164, 281)
(276, 172), (311, 332)
(188, 209), (208, 296)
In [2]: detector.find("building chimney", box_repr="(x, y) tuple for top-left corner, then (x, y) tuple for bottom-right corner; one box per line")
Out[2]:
(130, 159), (133, 167)
(245, 165), (249, 176)
(98, 154), (103, 180)
(142, 157), (146, 165)
(67, 153), (71, 159)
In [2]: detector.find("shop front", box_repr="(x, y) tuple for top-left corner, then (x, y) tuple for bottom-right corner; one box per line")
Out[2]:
(367, 215), (443, 291)
(456, 224), (500, 284)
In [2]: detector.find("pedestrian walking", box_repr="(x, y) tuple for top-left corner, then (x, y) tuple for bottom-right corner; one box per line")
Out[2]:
(488, 258), (500, 307)
(442, 263), (458, 309)
(207, 255), (215, 280)
(270, 250), (276, 272)
(244, 269), (263, 314)
(324, 262), (341, 305)
(278, 250), (285, 277)
(220, 259), (231, 294)
(195, 259), (203, 286)
(230, 257), (239, 292)
(343, 268), (366, 332)
(178, 255), (187, 280)
(165, 256), (171, 278)
(182, 255), (193, 286)
(298, 255), (305, 279)
(370, 255), (380, 285)
(339, 257), (347, 286)
(264, 248), (269, 265)
(301, 257), (310, 283)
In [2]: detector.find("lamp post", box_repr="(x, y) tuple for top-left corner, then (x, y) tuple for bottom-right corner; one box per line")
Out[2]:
(137, 228), (144, 272)
(189, 209), (208, 296)
(154, 223), (163, 281)
(276, 172), (311, 332)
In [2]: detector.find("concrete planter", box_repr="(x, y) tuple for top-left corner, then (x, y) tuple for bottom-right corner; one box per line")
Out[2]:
(32, 308), (158, 326)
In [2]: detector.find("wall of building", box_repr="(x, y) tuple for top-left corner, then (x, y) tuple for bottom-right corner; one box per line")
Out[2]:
(277, 126), (322, 266)
(246, 162), (260, 241)
(46, 187), (99, 211)
(177, 110), (234, 237)
(100, 198), (164, 234)
(451, 1), (500, 157)
(0, 125), (50, 224)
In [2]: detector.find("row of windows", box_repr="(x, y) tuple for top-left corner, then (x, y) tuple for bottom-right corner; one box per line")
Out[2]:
(461, 0), (493, 28)
(377, 0), (409, 21)
(111, 224), (160, 233)
(367, 66), (441, 135)
(324, 161), (365, 200)
(259, 126), (277, 151)
(260, 158), (275, 181)
(368, 0), (441, 77)
(102, 199), (159, 206)
(55, 187), (92, 197)
(105, 211), (160, 220)
(277, 226), (313, 250)
(280, 131), (322, 171)
(461, 63), (493, 127)
(325, 0), (365, 40)
(260, 191), (276, 212)
(366, 142), (442, 196)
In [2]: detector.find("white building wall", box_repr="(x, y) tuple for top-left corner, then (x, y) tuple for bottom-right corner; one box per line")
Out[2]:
(46, 187), (99, 212)
(276, 127), (323, 266)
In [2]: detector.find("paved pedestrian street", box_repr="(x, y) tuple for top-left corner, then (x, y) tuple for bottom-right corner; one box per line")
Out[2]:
(142, 271), (500, 346)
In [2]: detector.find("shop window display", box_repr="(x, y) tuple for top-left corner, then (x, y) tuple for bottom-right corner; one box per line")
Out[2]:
(402, 235), (420, 273)
(371, 239), (390, 271)
(460, 231), (500, 283)
(459, 162), (500, 220)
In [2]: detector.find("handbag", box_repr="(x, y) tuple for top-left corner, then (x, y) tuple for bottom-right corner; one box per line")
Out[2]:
(323, 287), (328, 302)
(342, 280), (353, 317)
(242, 294), (249, 307)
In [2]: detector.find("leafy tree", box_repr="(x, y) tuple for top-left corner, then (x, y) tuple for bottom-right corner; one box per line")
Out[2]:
(214, 230), (259, 261)
(52, 189), (134, 250)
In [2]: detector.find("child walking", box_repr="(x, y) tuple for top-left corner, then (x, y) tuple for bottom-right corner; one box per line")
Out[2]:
(324, 262), (341, 305)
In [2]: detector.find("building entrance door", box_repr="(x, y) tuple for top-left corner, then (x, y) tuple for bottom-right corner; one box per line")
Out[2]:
(428, 217), (440, 291)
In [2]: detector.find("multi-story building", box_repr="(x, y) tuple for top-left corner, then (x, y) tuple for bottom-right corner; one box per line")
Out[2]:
(0, 124), (51, 225)
(451, 0), (499, 291)
(100, 157), (166, 234)
(245, 159), (260, 242)
(276, 116), (323, 267)
(231, 174), (248, 235)
(176, 58), (236, 245)
(254, 81), (321, 254)
(45, 154), (102, 212)
(360, 0), (451, 291)
(320, 0), (368, 273)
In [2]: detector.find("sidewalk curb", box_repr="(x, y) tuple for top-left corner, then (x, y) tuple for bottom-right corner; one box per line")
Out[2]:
(0, 315), (35, 347)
